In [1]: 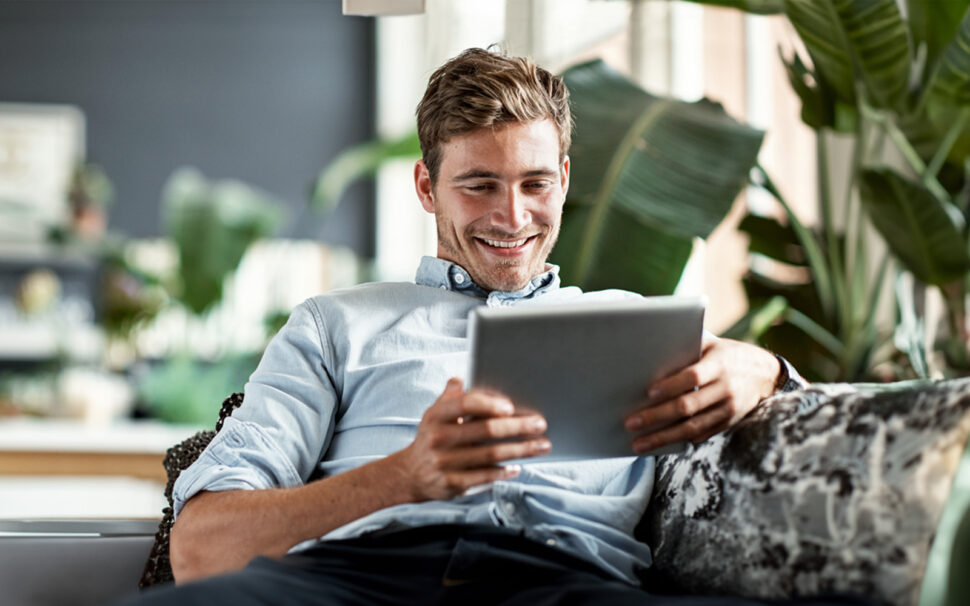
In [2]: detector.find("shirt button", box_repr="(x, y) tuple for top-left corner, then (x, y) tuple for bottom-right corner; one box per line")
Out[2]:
(504, 502), (516, 516)
(546, 539), (557, 547)
(454, 273), (465, 284)
(439, 285), (447, 290)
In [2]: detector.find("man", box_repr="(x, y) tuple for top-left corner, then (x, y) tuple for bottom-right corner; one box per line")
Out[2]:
(125, 48), (830, 605)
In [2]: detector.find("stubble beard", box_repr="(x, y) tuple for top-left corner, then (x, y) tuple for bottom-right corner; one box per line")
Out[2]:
(435, 217), (560, 292)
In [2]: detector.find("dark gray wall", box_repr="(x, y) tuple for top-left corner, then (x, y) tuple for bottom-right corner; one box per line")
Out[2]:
(0, 0), (376, 256)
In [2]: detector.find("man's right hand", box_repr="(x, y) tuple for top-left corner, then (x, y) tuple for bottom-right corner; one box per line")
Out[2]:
(393, 377), (550, 501)
(172, 378), (549, 582)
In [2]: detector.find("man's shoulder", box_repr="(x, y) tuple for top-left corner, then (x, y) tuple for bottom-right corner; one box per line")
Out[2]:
(302, 280), (460, 316)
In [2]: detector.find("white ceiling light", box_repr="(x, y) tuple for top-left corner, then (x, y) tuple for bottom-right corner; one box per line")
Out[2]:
(342, 0), (425, 16)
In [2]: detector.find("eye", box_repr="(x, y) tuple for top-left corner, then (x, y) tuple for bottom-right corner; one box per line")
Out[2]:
(465, 183), (494, 192)
(524, 181), (552, 191)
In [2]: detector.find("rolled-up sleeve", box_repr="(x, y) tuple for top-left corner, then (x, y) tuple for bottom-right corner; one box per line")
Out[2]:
(173, 300), (339, 518)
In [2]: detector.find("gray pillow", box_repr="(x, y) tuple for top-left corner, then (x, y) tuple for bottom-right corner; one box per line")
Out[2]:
(644, 378), (970, 606)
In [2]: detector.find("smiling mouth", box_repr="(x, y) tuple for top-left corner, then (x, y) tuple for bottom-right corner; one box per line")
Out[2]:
(474, 233), (540, 250)
(480, 236), (531, 248)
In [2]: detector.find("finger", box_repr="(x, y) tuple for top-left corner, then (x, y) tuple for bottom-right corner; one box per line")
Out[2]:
(423, 378), (466, 422)
(437, 436), (552, 469)
(443, 377), (464, 396)
(631, 402), (732, 454)
(427, 387), (514, 423)
(625, 381), (727, 432)
(646, 338), (721, 402)
(430, 413), (547, 449)
(647, 363), (711, 405)
(453, 414), (547, 446)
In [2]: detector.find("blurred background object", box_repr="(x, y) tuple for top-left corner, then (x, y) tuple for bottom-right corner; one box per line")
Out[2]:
(0, 0), (372, 427)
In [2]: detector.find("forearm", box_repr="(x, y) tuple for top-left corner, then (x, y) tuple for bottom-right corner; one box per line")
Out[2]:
(170, 450), (415, 583)
(171, 379), (548, 583)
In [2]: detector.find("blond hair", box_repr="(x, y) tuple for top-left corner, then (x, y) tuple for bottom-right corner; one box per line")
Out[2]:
(416, 47), (572, 185)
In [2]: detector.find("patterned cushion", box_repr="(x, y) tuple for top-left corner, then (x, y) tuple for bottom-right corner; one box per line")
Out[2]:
(644, 379), (970, 606)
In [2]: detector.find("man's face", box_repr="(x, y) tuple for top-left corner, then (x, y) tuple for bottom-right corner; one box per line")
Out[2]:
(414, 119), (569, 292)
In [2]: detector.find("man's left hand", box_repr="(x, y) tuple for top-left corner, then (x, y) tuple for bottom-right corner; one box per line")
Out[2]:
(624, 336), (780, 455)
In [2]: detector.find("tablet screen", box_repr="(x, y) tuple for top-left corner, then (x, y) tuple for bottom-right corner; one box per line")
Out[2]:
(468, 296), (705, 461)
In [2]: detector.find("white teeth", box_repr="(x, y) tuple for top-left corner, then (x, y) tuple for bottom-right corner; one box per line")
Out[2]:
(482, 237), (528, 248)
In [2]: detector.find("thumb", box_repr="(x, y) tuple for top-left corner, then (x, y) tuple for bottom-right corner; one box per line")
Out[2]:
(444, 377), (464, 395)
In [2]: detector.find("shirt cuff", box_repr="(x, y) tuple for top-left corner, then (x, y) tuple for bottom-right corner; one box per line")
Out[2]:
(772, 353), (807, 393)
(172, 419), (302, 519)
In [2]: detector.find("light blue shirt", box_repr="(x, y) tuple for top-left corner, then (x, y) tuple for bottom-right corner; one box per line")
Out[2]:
(173, 256), (656, 585)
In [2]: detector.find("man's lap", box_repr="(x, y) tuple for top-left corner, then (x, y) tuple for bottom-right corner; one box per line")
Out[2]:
(117, 524), (876, 606)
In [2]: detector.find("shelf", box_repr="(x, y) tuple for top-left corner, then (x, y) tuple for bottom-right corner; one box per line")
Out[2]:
(0, 241), (97, 271)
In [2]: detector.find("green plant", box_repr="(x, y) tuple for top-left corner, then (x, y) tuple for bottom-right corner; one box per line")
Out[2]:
(684, 0), (970, 377)
(135, 353), (258, 426)
(309, 132), (421, 214)
(553, 59), (764, 295)
(162, 167), (284, 315)
(725, 166), (892, 381)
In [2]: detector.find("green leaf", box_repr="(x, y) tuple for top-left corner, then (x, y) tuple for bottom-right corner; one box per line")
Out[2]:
(784, 0), (911, 111)
(780, 49), (835, 129)
(859, 168), (970, 286)
(744, 270), (825, 325)
(163, 168), (283, 315)
(555, 205), (693, 296)
(752, 166), (837, 321)
(676, 0), (785, 15)
(924, 7), (970, 105)
(923, 8), (970, 164)
(907, 0), (970, 90)
(784, 305), (844, 357)
(893, 271), (929, 380)
(555, 59), (763, 293)
(309, 131), (422, 214)
(721, 295), (789, 341)
(738, 213), (809, 266)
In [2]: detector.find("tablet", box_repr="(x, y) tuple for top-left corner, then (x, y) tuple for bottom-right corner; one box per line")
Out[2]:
(468, 296), (705, 462)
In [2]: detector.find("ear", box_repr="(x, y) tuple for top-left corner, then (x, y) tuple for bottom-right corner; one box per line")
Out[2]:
(414, 160), (435, 214)
(560, 156), (570, 197)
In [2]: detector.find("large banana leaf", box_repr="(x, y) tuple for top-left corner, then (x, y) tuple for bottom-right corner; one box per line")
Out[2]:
(784, 0), (910, 112)
(162, 168), (283, 315)
(553, 59), (763, 295)
(858, 168), (970, 286)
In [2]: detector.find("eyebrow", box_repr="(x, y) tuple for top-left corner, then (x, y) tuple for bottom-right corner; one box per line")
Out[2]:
(451, 168), (559, 181)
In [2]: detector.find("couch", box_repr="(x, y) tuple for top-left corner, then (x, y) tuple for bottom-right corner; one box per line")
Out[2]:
(23, 380), (970, 606)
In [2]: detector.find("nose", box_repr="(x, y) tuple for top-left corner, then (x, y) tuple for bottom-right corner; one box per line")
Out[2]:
(493, 187), (531, 232)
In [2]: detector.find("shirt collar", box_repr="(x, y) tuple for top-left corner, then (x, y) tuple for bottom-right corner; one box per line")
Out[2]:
(415, 256), (561, 301)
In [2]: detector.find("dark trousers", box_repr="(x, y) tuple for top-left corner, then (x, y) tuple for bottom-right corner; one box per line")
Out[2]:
(121, 524), (874, 606)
